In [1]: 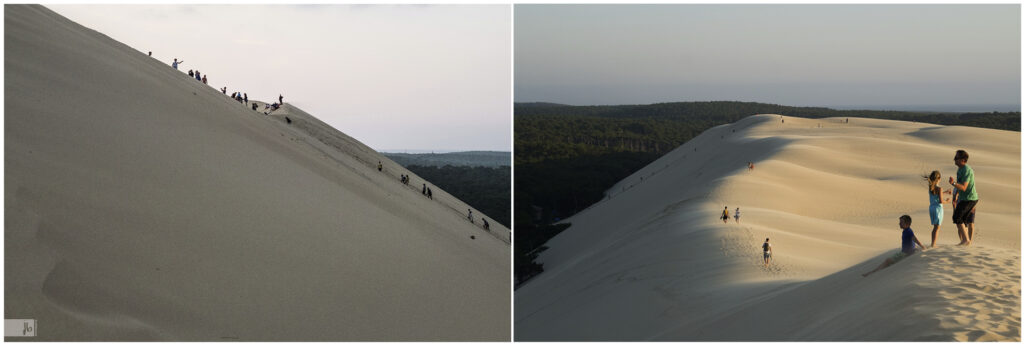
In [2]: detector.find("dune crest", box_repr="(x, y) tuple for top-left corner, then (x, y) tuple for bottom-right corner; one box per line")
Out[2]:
(6, 5), (508, 341)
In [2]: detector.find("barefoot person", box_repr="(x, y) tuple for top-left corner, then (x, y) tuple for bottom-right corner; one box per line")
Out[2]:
(762, 238), (772, 267)
(734, 207), (741, 223)
(721, 206), (730, 223)
(949, 150), (979, 246)
(862, 215), (926, 277)
(924, 170), (951, 247)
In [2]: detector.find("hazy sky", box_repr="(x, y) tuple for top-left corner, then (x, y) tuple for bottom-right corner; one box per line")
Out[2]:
(515, 5), (1021, 110)
(50, 5), (511, 152)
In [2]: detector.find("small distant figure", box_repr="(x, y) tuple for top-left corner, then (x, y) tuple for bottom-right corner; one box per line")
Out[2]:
(862, 215), (925, 277)
(762, 238), (772, 267)
(279, 94), (283, 104)
(427, 187), (433, 200)
(747, 162), (754, 172)
(195, 71), (202, 81)
(148, 51), (152, 56)
(483, 218), (490, 230)
(467, 209), (474, 223)
(422, 184), (427, 195)
(949, 149), (978, 246)
(721, 206), (730, 223)
(377, 161), (383, 172)
(221, 87), (227, 94)
(188, 69), (194, 77)
(202, 75), (207, 84)
(251, 103), (258, 111)
(243, 93), (248, 104)
(172, 58), (183, 70)
(285, 116), (291, 124)
(846, 118), (849, 123)
(734, 207), (741, 223)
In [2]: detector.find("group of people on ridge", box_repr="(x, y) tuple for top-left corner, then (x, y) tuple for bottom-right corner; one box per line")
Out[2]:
(169, 57), (284, 116)
(863, 149), (979, 277)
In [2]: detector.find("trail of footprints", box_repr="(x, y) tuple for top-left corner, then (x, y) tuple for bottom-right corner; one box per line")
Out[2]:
(917, 246), (1020, 341)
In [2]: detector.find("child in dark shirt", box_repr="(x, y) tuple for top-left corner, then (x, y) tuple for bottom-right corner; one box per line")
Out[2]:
(862, 215), (926, 277)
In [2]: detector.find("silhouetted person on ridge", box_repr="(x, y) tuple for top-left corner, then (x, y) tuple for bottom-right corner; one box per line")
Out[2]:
(188, 69), (194, 77)
(172, 58), (183, 70)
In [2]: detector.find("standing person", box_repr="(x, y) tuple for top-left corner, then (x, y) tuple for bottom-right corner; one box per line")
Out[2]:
(202, 75), (207, 84)
(721, 206), (730, 223)
(427, 188), (433, 200)
(468, 209), (474, 222)
(377, 161), (383, 172)
(734, 207), (741, 223)
(244, 93), (248, 104)
(222, 87), (227, 94)
(148, 51), (152, 56)
(172, 58), (183, 70)
(952, 188), (980, 244)
(925, 170), (951, 247)
(762, 238), (772, 268)
(862, 215), (926, 277)
(279, 94), (284, 104)
(195, 70), (202, 81)
(949, 150), (979, 246)
(483, 219), (490, 230)
(422, 184), (427, 195)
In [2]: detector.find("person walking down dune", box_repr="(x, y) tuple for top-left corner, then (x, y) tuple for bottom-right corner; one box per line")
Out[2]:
(734, 207), (741, 223)
(924, 170), (951, 247)
(862, 215), (925, 277)
(483, 218), (490, 230)
(172, 58), (183, 70)
(468, 209), (474, 223)
(721, 206), (730, 223)
(949, 150), (979, 246)
(427, 187), (433, 200)
(762, 238), (772, 267)
(422, 183), (427, 195)
(378, 161), (383, 172)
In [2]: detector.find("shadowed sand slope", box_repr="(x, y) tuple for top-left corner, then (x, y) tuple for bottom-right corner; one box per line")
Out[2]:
(5, 5), (508, 341)
(514, 114), (1019, 341)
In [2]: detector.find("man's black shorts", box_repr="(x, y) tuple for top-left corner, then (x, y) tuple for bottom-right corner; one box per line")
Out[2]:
(952, 200), (978, 224)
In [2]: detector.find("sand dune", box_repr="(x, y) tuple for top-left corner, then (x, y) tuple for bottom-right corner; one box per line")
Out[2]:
(515, 115), (1019, 341)
(6, 5), (508, 341)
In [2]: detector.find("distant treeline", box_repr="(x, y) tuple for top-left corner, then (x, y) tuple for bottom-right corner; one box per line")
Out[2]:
(514, 101), (1020, 286)
(405, 164), (511, 228)
(384, 151), (510, 168)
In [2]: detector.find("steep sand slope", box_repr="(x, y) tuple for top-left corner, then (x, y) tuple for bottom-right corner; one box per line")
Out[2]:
(515, 114), (1019, 341)
(6, 5), (508, 341)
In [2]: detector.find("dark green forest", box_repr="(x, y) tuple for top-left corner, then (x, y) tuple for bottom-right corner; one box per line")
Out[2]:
(514, 101), (1020, 286)
(405, 164), (511, 228)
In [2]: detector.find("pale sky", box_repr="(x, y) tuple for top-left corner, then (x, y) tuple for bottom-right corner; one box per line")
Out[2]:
(50, 5), (511, 152)
(516, 5), (1021, 111)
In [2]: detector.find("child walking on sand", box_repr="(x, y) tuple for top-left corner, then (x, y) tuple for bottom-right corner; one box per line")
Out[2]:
(925, 170), (951, 247)
(734, 207), (741, 223)
(762, 238), (771, 267)
(862, 215), (925, 277)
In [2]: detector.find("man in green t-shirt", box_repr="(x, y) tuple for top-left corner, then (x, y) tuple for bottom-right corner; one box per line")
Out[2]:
(949, 149), (979, 246)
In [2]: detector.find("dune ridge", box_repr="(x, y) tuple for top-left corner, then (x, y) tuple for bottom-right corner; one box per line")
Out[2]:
(515, 114), (1019, 341)
(6, 5), (508, 341)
